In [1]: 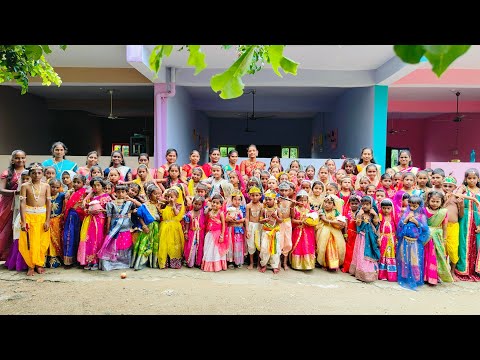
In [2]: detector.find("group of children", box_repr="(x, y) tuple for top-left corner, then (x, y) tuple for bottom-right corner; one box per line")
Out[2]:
(2, 146), (480, 292)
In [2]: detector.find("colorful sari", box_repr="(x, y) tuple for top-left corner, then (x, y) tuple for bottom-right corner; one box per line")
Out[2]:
(46, 192), (65, 268)
(225, 205), (246, 266)
(0, 169), (20, 261)
(424, 208), (453, 284)
(289, 206), (316, 270)
(378, 214), (397, 281)
(42, 158), (78, 180)
(131, 202), (160, 269)
(456, 189), (480, 281)
(396, 203), (429, 290)
(342, 204), (358, 274)
(202, 211), (228, 272)
(98, 200), (134, 271)
(77, 193), (111, 266)
(316, 208), (346, 271)
(183, 209), (206, 268)
(62, 187), (87, 265)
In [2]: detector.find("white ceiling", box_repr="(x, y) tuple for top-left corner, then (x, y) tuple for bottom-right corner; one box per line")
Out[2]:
(10, 45), (480, 119)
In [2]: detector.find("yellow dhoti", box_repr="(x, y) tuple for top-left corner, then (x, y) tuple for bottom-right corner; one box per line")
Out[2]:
(446, 222), (460, 265)
(19, 206), (51, 269)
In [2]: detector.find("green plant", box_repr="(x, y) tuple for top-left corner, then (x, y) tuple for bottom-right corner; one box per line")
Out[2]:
(0, 45), (67, 94)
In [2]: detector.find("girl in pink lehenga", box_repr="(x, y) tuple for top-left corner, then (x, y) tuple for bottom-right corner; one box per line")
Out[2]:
(377, 198), (398, 281)
(183, 195), (206, 268)
(77, 177), (111, 270)
(290, 190), (317, 270)
(0, 150), (26, 262)
(202, 194), (228, 272)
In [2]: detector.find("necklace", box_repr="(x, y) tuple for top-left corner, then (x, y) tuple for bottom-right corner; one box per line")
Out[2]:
(31, 183), (41, 202)
(53, 159), (65, 176)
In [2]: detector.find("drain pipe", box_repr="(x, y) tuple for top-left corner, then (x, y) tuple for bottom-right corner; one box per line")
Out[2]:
(154, 66), (176, 168)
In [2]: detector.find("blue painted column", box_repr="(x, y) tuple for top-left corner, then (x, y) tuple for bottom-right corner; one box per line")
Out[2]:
(372, 85), (388, 171)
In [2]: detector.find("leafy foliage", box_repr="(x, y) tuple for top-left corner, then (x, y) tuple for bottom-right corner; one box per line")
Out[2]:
(149, 45), (299, 99)
(0, 45), (66, 94)
(394, 45), (471, 77)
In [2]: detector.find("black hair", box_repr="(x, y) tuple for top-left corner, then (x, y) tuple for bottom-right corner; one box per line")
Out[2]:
(348, 194), (360, 202)
(327, 182), (339, 191)
(365, 163), (378, 173)
(426, 190), (445, 207)
(311, 180), (325, 192)
(209, 147), (220, 156)
(129, 182), (141, 193)
(192, 195), (205, 204)
(416, 170), (432, 188)
(27, 162), (44, 175)
(227, 149), (238, 157)
(89, 176), (106, 188)
(358, 147), (376, 164)
(6, 150), (26, 189)
(73, 174), (86, 184)
(48, 179), (62, 187)
(380, 173), (392, 181)
(109, 151), (126, 167)
(211, 193), (224, 204)
(376, 188), (386, 194)
(360, 195), (373, 203)
(402, 192), (411, 201)
(138, 152), (149, 161)
(50, 141), (68, 158)
(402, 172), (415, 180)
(115, 184), (128, 192)
(341, 158), (359, 175)
(432, 168), (445, 177)
(85, 151), (99, 165)
(380, 198), (394, 207)
(463, 168), (480, 188)
(424, 168), (433, 173)
(304, 164), (315, 175)
(398, 149), (413, 166)
(408, 195), (423, 205)
(89, 165), (103, 178)
(165, 148), (178, 158)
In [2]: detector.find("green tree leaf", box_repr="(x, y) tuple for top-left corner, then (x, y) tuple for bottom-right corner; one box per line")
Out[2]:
(41, 45), (52, 54)
(59, 45), (67, 51)
(210, 46), (255, 99)
(186, 45), (207, 75)
(25, 45), (43, 60)
(393, 45), (425, 64)
(423, 45), (471, 77)
(267, 45), (298, 77)
(149, 45), (174, 77)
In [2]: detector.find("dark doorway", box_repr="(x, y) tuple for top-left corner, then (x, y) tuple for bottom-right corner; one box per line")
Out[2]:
(236, 145), (282, 158)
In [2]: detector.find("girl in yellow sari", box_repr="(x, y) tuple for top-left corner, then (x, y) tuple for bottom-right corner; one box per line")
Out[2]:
(158, 186), (186, 269)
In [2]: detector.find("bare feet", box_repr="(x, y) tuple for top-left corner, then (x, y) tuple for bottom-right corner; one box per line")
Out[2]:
(452, 273), (460, 282)
(27, 268), (35, 276)
(259, 265), (267, 273)
(247, 263), (254, 270)
(283, 263), (289, 271)
(273, 268), (280, 274)
(35, 266), (45, 274)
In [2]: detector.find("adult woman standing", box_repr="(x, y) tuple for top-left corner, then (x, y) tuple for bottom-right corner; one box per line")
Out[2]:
(158, 148), (178, 180)
(355, 147), (381, 189)
(42, 142), (78, 181)
(202, 147), (221, 178)
(0, 150), (26, 261)
(223, 149), (240, 173)
(104, 151), (132, 182)
(76, 151), (99, 181)
(392, 150), (420, 176)
(240, 144), (266, 178)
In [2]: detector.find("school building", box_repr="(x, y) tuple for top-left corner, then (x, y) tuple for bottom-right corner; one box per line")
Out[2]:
(1, 45), (480, 171)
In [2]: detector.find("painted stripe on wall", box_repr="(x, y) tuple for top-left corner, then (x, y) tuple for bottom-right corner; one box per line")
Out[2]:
(373, 85), (388, 170)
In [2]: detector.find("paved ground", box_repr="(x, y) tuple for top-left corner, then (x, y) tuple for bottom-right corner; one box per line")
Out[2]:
(0, 262), (479, 315)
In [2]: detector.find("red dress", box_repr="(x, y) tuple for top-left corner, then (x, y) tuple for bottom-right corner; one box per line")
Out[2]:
(342, 207), (357, 273)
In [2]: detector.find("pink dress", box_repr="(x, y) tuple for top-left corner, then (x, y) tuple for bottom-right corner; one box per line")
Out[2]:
(0, 170), (20, 261)
(201, 211), (227, 272)
(290, 206), (316, 270)
(183, 209), (206, 268)
(77, 193), (111, 265)
(377, 215), (397, 281)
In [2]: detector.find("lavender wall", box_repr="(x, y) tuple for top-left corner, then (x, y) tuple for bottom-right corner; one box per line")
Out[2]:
(166, 86), (209, 165)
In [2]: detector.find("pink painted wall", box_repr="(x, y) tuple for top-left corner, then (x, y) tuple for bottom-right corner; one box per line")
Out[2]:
(387, 117), (426, 168)
(387, 113), (480, 169)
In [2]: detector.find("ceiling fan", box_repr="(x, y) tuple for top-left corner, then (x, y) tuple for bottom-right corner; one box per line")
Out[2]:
(235, 89), (274, 133)
(89, 89), (126, 120)
(387, 117), (408, 135)
(433, 90), (471, 123)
